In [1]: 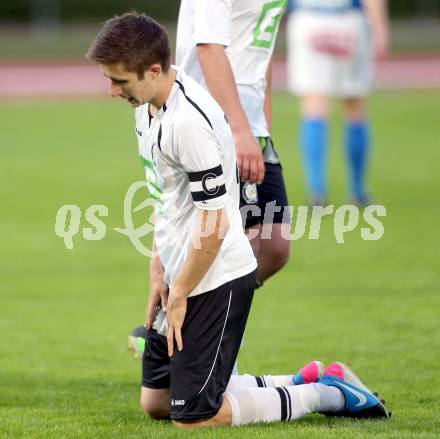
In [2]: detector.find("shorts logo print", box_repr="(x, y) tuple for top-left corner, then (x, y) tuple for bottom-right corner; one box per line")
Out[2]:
(242, 182), (258, 204)
(171, 399), (185, 407)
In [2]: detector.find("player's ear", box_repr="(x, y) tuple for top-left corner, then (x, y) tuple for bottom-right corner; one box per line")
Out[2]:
(148, 64), (162, 79)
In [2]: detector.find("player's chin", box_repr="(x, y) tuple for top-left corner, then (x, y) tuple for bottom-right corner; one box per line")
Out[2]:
(127, 97), (141, 107)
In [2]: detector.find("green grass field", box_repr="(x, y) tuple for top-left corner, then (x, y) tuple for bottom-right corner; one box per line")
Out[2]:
(1, 91), (439, 438)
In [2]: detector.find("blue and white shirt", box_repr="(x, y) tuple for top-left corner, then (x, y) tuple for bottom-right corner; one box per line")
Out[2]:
(287, 0), (363, 13)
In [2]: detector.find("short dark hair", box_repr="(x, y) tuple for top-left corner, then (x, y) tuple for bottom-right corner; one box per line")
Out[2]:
(87, 11), (171, 78)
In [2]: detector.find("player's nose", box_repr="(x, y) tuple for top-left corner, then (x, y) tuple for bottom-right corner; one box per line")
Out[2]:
(111, 82), (123, 98)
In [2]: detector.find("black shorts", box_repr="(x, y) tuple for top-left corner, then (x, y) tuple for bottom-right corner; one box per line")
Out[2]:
(240, 137), (290, 229)
(141, 270), (256, 421)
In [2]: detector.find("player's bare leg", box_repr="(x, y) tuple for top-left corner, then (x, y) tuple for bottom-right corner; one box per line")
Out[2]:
(140, 387), (170, 419)
(300, 95), (329, 206)
(256, 224), (290, 282)
(343, 97), (366, 122)
(301, 94), (329, 119)
(343, 97), (370, 205)
(245, 224), (261, 259)
(246, 220), (289, 284)
(173, 397), (233, 429)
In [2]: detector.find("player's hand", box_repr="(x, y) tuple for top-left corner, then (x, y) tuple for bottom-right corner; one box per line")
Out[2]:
(233, 127), (265, 184)
(146, 257), (169, 328)
(373, 27), (389, 62)
(146, 283), (169, 329)
(166, 292), (187, 357)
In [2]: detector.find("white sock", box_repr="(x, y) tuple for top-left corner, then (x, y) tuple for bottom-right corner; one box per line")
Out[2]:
(226, 374), (293, 393)
(225, 384), (320, 426)
(315, 383), (345, 413)
(255, 375), (294, 387)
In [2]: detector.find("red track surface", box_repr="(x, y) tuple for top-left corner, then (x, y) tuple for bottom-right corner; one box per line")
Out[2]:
(1, 58), (439, 98)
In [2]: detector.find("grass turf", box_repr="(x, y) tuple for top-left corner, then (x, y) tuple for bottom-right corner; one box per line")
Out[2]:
(0, 91), (439, 438)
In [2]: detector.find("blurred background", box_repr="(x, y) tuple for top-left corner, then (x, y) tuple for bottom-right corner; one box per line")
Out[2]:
(1, 0), (440, 95)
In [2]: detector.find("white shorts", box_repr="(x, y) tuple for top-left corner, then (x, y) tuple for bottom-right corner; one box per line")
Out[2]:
(287, 10), (373, 97)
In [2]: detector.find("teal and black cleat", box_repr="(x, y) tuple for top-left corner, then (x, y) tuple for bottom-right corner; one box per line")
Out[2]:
(319, 362), (391, 418)
(128, 325), (147, 360)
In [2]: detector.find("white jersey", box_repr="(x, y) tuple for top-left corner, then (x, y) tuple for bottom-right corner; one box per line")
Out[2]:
(135, 68), (256, 297)
(176, 0), (287, 137)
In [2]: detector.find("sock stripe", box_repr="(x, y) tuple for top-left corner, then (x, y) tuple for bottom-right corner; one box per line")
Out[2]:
(255, 376), (265, 388)
(282, 387), (292, 421)
(275, 387), (288, 421)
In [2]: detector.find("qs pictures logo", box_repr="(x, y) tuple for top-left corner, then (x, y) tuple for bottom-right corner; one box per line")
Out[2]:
(54, 181), (157, 256)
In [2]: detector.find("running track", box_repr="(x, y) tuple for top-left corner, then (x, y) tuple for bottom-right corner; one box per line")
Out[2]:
(1, 58), (440, 98)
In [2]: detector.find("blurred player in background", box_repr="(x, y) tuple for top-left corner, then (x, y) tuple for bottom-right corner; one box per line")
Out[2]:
(286, 0), (389, 205)
(130, 0), (291, 358)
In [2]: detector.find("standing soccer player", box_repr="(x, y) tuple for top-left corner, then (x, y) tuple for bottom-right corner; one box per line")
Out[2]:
(286, 0), (389, 205)
(176, 0), (291, 285)
(87, 12), (389, 428)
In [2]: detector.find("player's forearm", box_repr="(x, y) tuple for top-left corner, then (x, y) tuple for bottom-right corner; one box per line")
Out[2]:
(363, 0), (388, 35)
(171, 209), (229, 299)
(150, 238), (164, 279)
(196, 43), (251, 134)
(149, 222), (164, 276)
(263, 57), (273, 135)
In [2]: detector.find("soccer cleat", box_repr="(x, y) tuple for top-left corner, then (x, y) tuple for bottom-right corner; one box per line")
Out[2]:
(319, 362), (390, 418)
(128, 325), (147, 360)
(293, 360), (325, 385)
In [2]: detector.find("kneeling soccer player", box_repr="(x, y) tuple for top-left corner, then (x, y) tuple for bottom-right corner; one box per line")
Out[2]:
(87, 12), (389, 428)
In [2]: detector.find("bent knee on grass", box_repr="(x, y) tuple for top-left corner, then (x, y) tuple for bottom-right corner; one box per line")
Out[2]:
(172, 398), (232, 429)
(140, 387), (170, 419)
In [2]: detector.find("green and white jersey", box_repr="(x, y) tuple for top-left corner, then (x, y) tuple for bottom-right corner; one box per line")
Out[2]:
(176, 0), (287, 137)
(135, 68), (256, 297)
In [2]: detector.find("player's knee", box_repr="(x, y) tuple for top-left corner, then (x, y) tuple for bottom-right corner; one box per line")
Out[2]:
(270, 240), (290, 271)
(302, 95), (328, 118)
(172, 403), (230, 429)
(344, 98), (365, 121)
(258, 242), (290, 280)
(140, 395), (168, 420)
